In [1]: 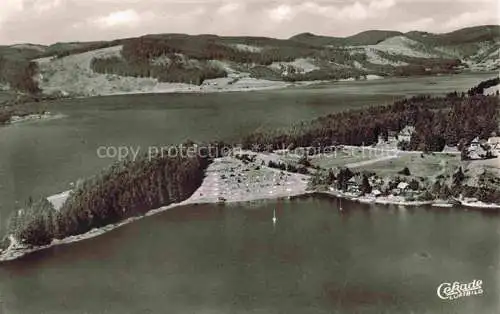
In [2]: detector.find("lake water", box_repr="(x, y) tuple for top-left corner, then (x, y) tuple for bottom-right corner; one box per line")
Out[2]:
(0, 73), (499, 313)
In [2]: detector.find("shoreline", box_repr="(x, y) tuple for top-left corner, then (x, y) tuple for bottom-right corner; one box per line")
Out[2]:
(12, 70), (497, 102)
(0, 110), (66, 127)
(58, 79), (329, 99)
(0, 156), (311, 262)
(317, 190), (500, 209)
(320, 190), (435, 206)
(3, 78), (329, 106)
(7, 112), (66, 125)
(2, 184), (499, 263)
(0, 188), (311, 263)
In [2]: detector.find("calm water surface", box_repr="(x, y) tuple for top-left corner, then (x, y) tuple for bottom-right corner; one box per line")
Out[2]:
(0, 73), (498, 313)
(0, 199), (499, 314)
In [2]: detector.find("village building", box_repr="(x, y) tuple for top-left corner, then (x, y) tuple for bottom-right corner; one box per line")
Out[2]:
(397, 182), (409, 190)
(470, 137), (480, 148)
(393, 182), (409, 196)
(369, 176), (383, 187)
(488, 137), (500, 145)
(466, 137), (489, 159)
(488, 137), (500, 153)
(346, 177), (360, 194)
(397, 126), (415, 143)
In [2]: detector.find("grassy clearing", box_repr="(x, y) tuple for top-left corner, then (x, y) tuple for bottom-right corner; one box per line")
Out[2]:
(357, 153), (461, 179)
(309, 148), (381, 169)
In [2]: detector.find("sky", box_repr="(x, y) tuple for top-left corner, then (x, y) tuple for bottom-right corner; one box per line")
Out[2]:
(0, 0), (499, 45)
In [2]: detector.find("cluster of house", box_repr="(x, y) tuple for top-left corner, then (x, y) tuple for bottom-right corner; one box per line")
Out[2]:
(375, 125), (500, 160)
(341, 175), (420, 199)
(376, 126), (415, 147)
(466, 136), (500, 160)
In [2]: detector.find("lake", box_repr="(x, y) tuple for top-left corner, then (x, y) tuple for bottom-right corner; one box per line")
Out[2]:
(0, 72), (498, 313)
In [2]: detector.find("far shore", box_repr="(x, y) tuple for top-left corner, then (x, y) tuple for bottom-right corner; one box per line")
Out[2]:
(317, 190), (500, 209)
(6, 112), (66, 125)
(53, 78), (332, 100)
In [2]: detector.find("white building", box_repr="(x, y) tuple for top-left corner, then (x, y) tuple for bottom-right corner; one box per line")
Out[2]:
(397, 182), (409, 190)
(488, 137), (500, 147)
(488, 137), (500, 156)
(470, 137), (480, 148)
(398, 126), (415, 143)
(392, 182), (410, 196)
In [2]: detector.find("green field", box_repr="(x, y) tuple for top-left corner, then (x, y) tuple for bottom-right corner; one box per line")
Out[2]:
(357, 153), (461, 179)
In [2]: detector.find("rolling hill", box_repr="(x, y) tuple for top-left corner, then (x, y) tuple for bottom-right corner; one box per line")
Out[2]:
(0, 25), (498, 97)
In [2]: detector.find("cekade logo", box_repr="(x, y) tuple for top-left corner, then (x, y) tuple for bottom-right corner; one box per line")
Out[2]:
(437, 280), (484, 300)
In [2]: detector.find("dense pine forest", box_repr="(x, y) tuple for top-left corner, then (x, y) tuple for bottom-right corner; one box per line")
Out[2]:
(91, 55), (227, 86)
(0, 56), (40, 94)
(467, 76), (500, 95)
(241, 82), (499, 153)
(2, 146), (211, 248)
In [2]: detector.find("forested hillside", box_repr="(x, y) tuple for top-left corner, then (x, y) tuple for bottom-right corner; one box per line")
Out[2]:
(0, 25), (498, 95)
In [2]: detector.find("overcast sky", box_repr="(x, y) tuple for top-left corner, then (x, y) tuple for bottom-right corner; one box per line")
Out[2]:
(0, 0), (498, 45)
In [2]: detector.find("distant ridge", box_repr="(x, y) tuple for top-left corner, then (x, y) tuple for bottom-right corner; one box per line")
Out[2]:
(0, 25), (498, 96)
(289, 25), (500, 47)
(289, 30), (403, 46)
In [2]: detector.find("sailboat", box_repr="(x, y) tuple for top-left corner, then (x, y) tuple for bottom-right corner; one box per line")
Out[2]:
(272, 208), (277, 224)
(339, 198), (343, 211)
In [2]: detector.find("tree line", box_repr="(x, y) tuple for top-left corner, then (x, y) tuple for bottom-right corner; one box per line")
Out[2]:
(0, 56), (40, 94)
(120, 36), (315, 66)
(241, 90), (498, 153)
(90, 56), (227, 85)
(467, 76), (500, 95)
(4, 145), (212, 247)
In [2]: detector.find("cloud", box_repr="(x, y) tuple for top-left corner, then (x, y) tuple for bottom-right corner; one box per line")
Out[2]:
(285, 0), (396, 22)
(339, 2), (369, 20)
(0, 0), (497, 44)
(33, 0), (64, 14)
(443, 10), (497, 30)
(0, 0), (23, 23)
(216, 3), (241, 15)
(369, 0), (396, 10)
(93, 9), (141, 28)
(267, 4), (295, 22)
(398, 17), (436, 32)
